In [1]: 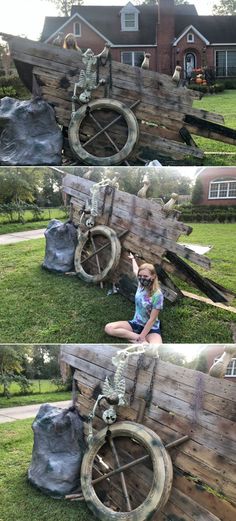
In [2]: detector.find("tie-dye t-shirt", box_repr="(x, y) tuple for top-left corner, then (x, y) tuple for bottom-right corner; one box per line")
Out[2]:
(132, 287), (164, 328)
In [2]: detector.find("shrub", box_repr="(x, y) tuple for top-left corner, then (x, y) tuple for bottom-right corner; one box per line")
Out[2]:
(223, 79), (236, 89)
(214, 83), (225, 93)
(189, 84), (208, 94)
(51, 375), (72, 392)
(0, 75), (30, 99)
(0, 86), (17, 98)
(188, 83), (225, 94)
(179, 205), (236, 223)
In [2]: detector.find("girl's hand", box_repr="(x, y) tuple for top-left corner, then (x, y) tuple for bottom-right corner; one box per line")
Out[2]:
(137, 333), (147, 343)
(128, 252), (134, 260)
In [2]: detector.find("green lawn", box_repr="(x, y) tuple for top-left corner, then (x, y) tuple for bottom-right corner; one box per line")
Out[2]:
(0, 208), (66, 235)
(193, 89), (236, 165)
(0, 419), (93, 521)
(0, 224), (235, 344)
(0, 379), (71, 408)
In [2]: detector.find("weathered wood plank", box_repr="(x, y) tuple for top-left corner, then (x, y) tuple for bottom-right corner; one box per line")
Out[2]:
(166, 252), (229, 303)
(33, 64), (224, 127)
(182, 291), (236, 313)
(61, 344), (236, 400)
(75, 390), (236, 503)
(174, 473), (236, 521)
(73, 390), (236, 509)
(170, 487), (221, 521)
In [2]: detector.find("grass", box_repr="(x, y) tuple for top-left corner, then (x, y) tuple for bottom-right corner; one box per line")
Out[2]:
(0, 380), (71, 408)
(0, 419), (93, 521)
(0, 391), (71, 408)
(0, 224), (235, 344)
(0, 208), (66, 235)
(193, 89), (236, 165)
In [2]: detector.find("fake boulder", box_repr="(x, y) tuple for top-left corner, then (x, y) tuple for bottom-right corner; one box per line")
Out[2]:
(0, 96), (62, 165)
(28, 403), (85, 497)
(42, 219), (78, 272)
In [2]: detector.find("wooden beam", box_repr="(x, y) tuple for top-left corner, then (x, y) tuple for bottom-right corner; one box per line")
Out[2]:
(182, 291), (236, 314)
(166, 252), (230, 303)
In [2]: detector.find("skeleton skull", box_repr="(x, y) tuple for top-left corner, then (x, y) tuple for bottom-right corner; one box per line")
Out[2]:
(102, 408), (117, 424)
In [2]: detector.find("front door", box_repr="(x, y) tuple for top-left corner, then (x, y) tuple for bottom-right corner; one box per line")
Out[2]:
(185, 52), (196, 79)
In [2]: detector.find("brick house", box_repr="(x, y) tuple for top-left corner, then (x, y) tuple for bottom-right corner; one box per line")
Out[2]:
(195, 167), (236, 206)
(41, 0), (236, 78)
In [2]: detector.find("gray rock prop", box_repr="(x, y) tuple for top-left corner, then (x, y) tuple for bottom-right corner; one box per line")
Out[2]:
(0, 96), (62, 165)
(42, 219), (78, 272)
(28, 403), (85, 497)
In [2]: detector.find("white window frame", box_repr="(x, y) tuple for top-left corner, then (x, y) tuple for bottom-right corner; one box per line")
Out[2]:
(187, 32), (194, 43)
(73, 21), (81, 37)
(121, 51), (144, 67)
(120, 4), (139, 32)
(214, 357), (236, 377)
(208, 179), (236, 200)
(215, 49), (236, 77)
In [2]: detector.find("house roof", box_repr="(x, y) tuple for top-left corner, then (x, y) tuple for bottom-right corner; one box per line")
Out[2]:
(41, 3), (198, 46)
(175, 15), (236, 44)
(41, 4), (236, 47)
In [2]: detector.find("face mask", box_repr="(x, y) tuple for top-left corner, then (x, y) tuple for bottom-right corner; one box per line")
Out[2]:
(138, 277), (153, 288)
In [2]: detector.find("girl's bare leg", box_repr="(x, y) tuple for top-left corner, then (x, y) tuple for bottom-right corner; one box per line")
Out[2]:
(105, 321), (139, 341)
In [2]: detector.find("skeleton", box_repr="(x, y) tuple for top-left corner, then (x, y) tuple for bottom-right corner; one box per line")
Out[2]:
(72, 47), (107, 108)
(87, 343), (160, 445)
(78, 174), (120, 230)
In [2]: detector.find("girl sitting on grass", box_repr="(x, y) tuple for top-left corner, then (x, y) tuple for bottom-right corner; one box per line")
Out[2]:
(105, 254), (163, 344)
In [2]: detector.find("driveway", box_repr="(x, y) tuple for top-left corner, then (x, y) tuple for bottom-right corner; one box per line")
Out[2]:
(0, 229), (45, 245)
(0, 400), (72, 423)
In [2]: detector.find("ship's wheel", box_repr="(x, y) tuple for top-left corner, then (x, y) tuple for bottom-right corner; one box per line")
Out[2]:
(68, 99), (139, 166)
(80, 421), (173, 521)
(74, 225), (121, 283)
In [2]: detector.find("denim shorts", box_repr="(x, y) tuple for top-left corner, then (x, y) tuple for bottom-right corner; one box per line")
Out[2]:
(128, 320), (161, 335)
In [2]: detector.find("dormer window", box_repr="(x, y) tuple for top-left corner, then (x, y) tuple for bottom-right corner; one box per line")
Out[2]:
(120, 2), (139, 32)
(73, 22), (81, 37)
(187, 32), (194, 43)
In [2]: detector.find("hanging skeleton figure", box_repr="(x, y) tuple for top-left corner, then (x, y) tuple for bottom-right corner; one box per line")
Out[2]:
(72, 45), (110, 106)
(87, 342), (160, 445)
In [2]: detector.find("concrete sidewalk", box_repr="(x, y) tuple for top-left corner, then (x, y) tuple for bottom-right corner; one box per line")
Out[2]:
(0, 400), (72, 423)
(0, 229), (46, 245)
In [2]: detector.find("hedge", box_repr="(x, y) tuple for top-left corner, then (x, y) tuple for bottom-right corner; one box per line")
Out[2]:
(179, 204), (236, 223)
(189, 83), (225, 94)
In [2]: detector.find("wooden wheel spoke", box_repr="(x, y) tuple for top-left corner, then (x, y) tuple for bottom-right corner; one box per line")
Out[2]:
(108, 437), (132, 512)
(80, 230), (127, 266)
(92, 453), (150, 486)
(84, 112), (121, 152)
(81, 238), (110, 266)
(69, 99), (140, 166)
(90, 235), (103, 288)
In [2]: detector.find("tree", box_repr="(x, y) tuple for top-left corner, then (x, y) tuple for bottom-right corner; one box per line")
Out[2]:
(175, 0), (190, 4)
(135, 1), (190, 4)
(0, 169), (43, 204)
(31, 345), (61, 380)
(136, 1), (190, 4)
(0, 346), (31, 397)
(213, 0), (236, 15)
(191, 178), (204, 205)
(45, 0), (83, 16)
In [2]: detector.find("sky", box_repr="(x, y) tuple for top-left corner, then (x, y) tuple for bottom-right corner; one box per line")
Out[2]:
(0, 1), (218, 41)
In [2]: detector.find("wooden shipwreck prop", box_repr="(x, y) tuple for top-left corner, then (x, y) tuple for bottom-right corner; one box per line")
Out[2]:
(62, 171), (234, 305)
(1, 33), (236, 165)
(60, 343), (236, 521)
